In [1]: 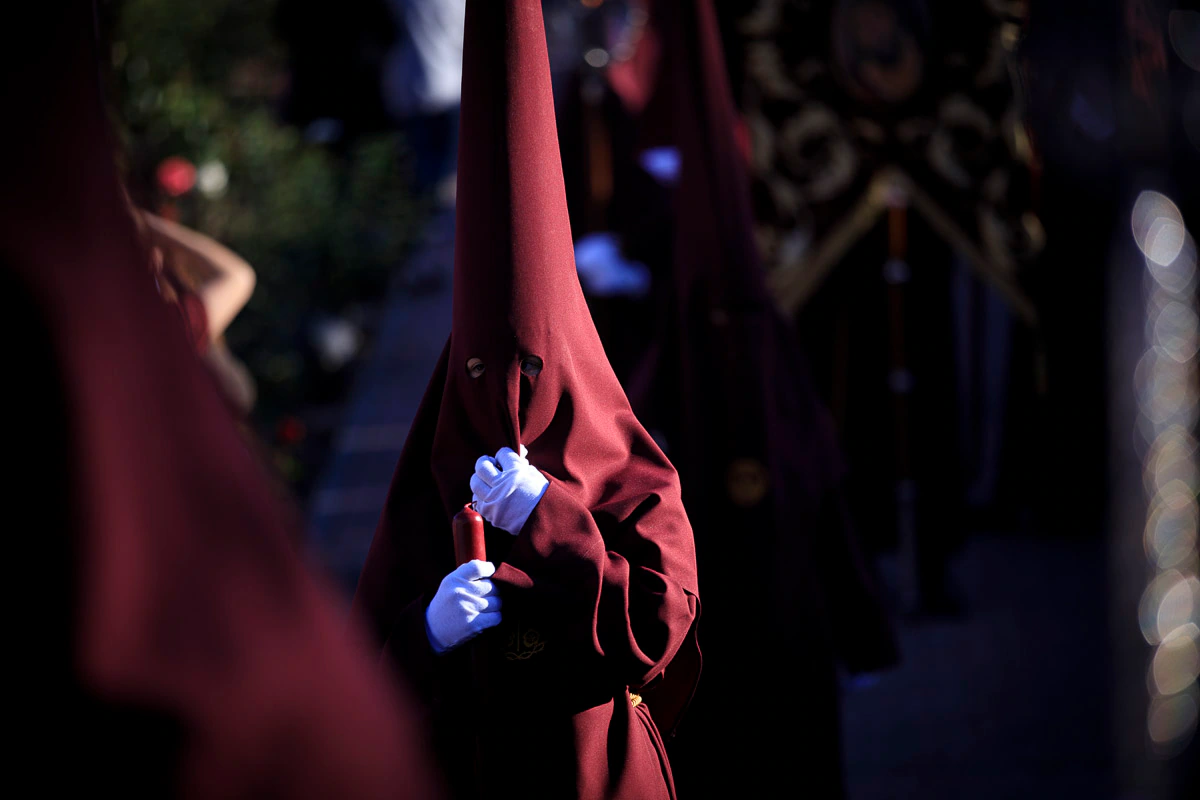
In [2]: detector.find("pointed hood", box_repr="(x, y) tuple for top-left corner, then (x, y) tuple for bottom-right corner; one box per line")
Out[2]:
(1, 3), (441, 796)
(605, 5), (663, 120)
(658, 0), (770, 314)
(350, 6), (700, 791)
(354, 3), (701, 789)
(441, 0), (631, 469)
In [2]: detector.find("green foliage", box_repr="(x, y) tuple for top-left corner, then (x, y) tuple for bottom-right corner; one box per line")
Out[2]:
(107, 0), (422, 470)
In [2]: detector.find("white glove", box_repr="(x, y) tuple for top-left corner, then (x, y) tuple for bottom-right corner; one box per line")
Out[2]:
(470, 445), (549, 536)
(425, 560), (503, 654)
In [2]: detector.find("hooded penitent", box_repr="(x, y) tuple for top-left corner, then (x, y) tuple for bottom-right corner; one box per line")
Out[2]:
(2, 4), (442, 797)
(553, 7), (675, 389)
(352, 1), (701, 798)
(622, 0), (900, 796)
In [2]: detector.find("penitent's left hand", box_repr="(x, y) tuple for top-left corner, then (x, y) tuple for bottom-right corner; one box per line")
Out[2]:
(470, 445), (549, 536)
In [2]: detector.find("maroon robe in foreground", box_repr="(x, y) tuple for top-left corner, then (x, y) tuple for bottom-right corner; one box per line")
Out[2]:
(352, 2), (701, 798)
(624, 1), (901, 796)
(3, 5), (443, 797)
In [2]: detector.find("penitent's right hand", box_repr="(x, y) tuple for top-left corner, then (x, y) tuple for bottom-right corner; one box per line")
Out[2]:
(425, 560), (503, 654)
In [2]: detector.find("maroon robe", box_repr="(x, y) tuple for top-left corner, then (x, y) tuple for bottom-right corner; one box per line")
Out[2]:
(351, 1), (701, 798)
(3, 5), (443, 797)
(622, 1), (901, 796)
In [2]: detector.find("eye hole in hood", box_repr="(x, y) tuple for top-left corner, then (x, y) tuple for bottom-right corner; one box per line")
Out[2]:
(520, 355), (543, 377)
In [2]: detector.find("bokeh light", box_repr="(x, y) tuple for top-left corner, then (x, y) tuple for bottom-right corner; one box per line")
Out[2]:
(1158, 573), (1199, 643)
(1144, 491), (1199, 570)
(1148, 687), (1199, 753)
(1140, 569), (1190, 645)
(585, 48), (610, 68)
(1132, 191), (1184, 256)
(1135, 191), (1200, 756)
(1144, 432), (1200, 501)
(1152, 624), (1200, 696)
(1153, 300), (1200, 363)
(1146, 230), (1197, 295)
(1134, 348), (1199, 439)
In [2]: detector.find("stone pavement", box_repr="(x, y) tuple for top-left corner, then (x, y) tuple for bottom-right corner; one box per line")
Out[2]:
(842, 532), (1115, 800)
(305, 207), (456, 597)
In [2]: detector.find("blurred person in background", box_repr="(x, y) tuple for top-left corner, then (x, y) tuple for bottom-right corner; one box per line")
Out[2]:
(551, 0), (667, 386)
(381, 0), (466, 206)
(609, 0), (899, 796)
(5, 3), (446, 796)
(134, 206), (260, 418)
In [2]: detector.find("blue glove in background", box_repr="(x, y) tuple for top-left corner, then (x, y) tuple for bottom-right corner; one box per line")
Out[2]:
(573, 232), (651, 298)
